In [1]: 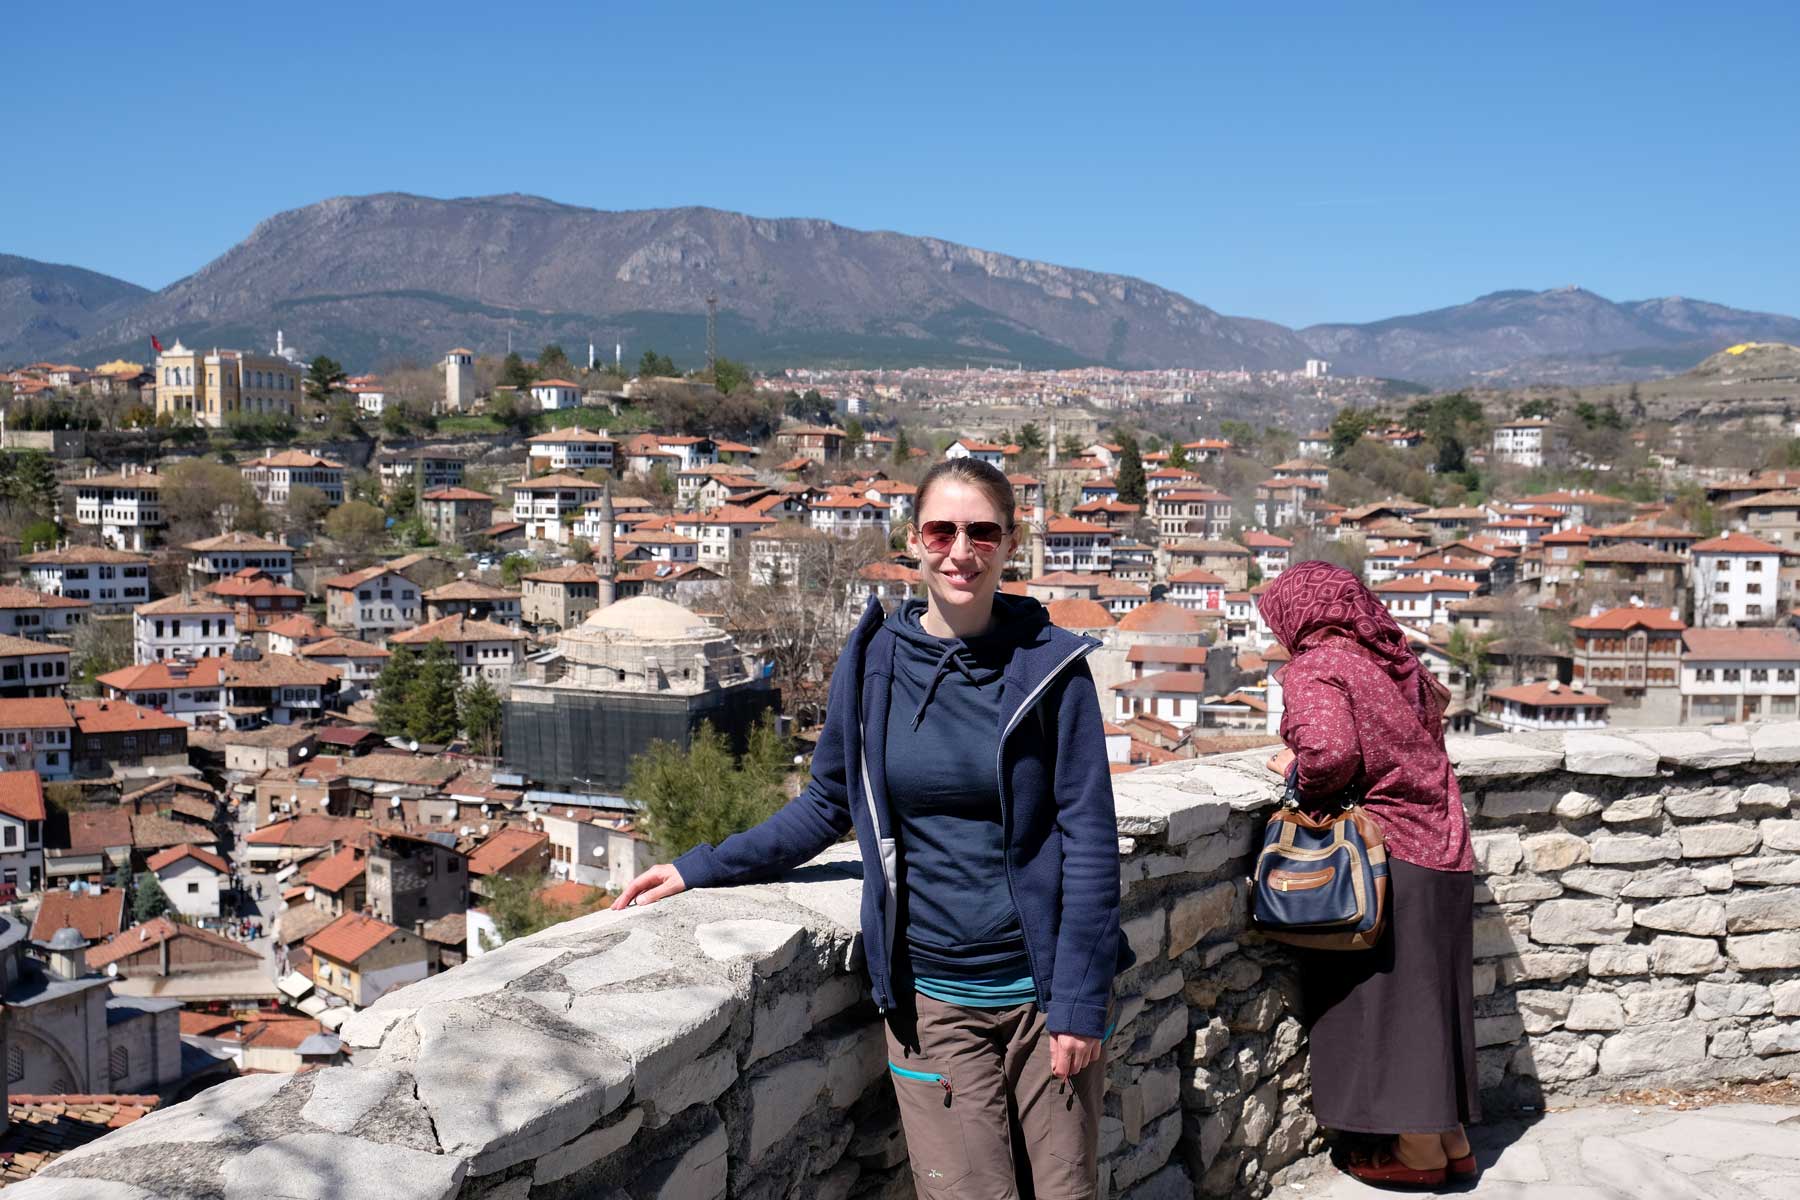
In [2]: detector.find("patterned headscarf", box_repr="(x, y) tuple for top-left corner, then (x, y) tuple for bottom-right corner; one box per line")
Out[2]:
(1258, 559), (1443, 720)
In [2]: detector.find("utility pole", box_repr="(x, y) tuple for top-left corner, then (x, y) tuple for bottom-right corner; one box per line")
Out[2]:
(705, 293), (718, 374)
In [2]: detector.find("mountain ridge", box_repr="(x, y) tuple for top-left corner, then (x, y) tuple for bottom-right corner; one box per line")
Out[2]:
(4, 193), (1798, 384)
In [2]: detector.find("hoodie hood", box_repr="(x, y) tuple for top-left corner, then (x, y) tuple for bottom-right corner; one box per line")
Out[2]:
(885, 597), (1036, 729)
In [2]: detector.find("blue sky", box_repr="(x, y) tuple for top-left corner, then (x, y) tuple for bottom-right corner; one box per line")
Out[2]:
(7, 1), (1796, 327)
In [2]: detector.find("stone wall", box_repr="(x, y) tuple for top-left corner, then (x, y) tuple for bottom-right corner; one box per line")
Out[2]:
(14, 725), (1800, 1200)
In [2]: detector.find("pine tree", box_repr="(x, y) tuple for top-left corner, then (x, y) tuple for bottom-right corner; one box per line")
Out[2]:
(891, 427), (911, 465)
(133, 872), (171, 923)
(459, 676), (504, 757)
(1167, 441), (1190, 470)
(1115, 433), (1147, 507)
(500, 352), (533, 389)
(373, 644), (420, 736)
(405, 640), (462, 745)
(627, 716), (790, 857)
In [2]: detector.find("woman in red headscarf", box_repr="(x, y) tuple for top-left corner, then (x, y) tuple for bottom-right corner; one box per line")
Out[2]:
(1257, 560), (1479, 1189)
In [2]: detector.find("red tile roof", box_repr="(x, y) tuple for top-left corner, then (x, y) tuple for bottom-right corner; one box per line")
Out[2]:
(300, 844), (367, 893)
(0, 770), (46, 822)
(1691, 532), (1786, 555)
(84, 916), (257, 969)
(70, 700), (187, 736)
(1681, 629), (1800, 662)
(1489, 682), (1612, 707)
(1569, 607), (1686, 633)
(1043, 598), (1116, 630)
(1116, 601), (1207, 634)
(0, 698), (74, 730)
(305, 911), (406, 964)
(30, 887), (126, 942)
(466, 827), (550, 876)
(137, 838), (228, 878)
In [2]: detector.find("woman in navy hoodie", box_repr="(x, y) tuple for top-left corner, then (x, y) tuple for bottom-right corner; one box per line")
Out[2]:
(614, 457), (1129, 1198)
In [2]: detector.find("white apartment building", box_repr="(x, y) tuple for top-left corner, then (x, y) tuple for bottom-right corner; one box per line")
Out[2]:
(669, 506), (778, 568)
(1681, 628), (1800, 723)
(1373, 575), (1481, 629)
(1241, 532), (1292, 580)
(185, 531), (296, 587)
(20, 546), (152, 613)
(945, 439), (1007, 468)
(1491, 419), (1555, 468)
(1044, 519), (1114, 573)
(133, 595), (239, 664)
(72, 468), (164, 551)
(528, 379), (583, 410)
(536, 808), (609, 889)
(511, 475), (605, 545)
(0, 635), (70, 699)
(1484, 681), (1611, 732)
(240, 450), (347, 506)
(1167, 569), (1228, 613)
(0, 698), (76, 780)
(295, 637), (390, 698)
(376, 453), (464, 495)
(0, 769), (46, 894)
(324, 566), (422, 639)
(389, 615), (526, 684)
(1152, 489), (1234, 541)
(346, 376), (387, 415)
(526, 428), (616, 475)
(148, 844), (227, 919)
(656, 436), (717, 470)
(1690, 533), (1786, 628)
(808, 495), (891, 537)
(0, 586), (88, 637)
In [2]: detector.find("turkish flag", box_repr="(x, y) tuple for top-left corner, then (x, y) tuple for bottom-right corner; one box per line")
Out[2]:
(151, 335), (165, 354)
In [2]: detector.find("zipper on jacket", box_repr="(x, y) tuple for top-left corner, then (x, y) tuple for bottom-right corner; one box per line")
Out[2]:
(860, 718), (897, 1012)
(994, 640), (1097, 1013)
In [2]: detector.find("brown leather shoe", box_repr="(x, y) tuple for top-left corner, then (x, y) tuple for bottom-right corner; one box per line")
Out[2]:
(1344, 1146), (1449, 1190)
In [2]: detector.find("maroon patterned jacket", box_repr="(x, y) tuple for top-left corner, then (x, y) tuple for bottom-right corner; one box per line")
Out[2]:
(1259, 561), (1474, 873)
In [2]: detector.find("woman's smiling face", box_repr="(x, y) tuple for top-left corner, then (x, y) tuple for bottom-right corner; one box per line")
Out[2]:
(908, 478), (1018, 614)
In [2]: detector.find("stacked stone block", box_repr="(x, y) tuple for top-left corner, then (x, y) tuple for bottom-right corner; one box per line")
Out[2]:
(14, 725), (1800, 1200)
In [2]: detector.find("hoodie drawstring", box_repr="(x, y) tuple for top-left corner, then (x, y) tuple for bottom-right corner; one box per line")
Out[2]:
(912, 642), (984, 729)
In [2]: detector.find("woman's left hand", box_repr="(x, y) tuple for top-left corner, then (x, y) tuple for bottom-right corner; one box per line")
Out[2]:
(1265, 747), (1295, 777)
(1049, 1033), (1101, 1080)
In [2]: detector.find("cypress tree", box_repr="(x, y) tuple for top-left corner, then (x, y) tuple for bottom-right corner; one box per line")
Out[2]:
(373, 645), (419, 736)
(1115, 433), (1146, 507)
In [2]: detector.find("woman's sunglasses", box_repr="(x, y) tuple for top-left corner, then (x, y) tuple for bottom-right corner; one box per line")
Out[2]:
(917, 520), (1007, 554)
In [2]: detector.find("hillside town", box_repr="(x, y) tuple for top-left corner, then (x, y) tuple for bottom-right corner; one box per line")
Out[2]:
(0, 331), (1798, 1177)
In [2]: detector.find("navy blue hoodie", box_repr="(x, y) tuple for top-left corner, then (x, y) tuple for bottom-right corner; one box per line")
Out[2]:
(883, 598), (1029, 983)
(674, 593), (1133, 1037)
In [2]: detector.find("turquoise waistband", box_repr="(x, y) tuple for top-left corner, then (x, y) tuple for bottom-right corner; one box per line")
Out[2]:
(914, 972), (1038, 1008)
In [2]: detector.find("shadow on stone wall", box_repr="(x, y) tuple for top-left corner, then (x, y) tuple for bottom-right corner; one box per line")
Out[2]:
(11, 725), (1800, 1200)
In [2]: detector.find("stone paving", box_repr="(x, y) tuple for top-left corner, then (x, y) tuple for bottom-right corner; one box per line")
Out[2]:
(1307, 1103), (1800, 1199)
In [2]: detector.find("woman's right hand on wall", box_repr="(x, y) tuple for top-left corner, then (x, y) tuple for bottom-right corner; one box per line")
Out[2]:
(610, 863), (687, 910)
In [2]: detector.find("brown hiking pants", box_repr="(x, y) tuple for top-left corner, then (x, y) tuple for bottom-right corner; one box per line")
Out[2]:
(883, 992), (1106, 1199)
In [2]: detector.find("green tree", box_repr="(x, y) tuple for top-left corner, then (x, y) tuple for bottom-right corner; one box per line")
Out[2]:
(1166, 441), (1190, 470)
(500, 352), (534, 389)
(499, 553), (538, 587)
(1218, 419), (1256, 449)
(0, 450), (62, 515)
(324, 500), (388, 554)
(286, 485), (332, 531)
(404, 640), (462, 745)
(712, 356), (750, 395)
(475, 869), (557, 947)
(304, 356), (347, 406)
(1114, 433), (1146, 507)
(891, 427), (912, 464)
(459, 676), (504, 757)
(843, 417), (865, 449)
(1328, 407), (1375, 459)
(1058, 433), (1085, 460)
(373, 644), (419, 736)
(538, 344), (571, 377)
(1518, 396), (1558, 420)
(1446, 624), (1494, 691)
(133, 871), (171, 923)
(1018, 422), (1045, 453)
(637, 349), (677, 378)
(628, 716), (791, 857)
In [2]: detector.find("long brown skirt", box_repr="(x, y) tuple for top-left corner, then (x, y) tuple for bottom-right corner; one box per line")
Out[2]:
(1297, 858), (1480, 1135)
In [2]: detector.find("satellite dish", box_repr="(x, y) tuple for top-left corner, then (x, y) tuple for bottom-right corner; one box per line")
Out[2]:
(479, 823), (490, 836)
(480, 805), (490, 816)
(389, 797), (402, 808)
(298, 747), (309, 758)
(409, 740), (420, 753)
(591, 846), (604, 858)
(106, 962), (118, 977)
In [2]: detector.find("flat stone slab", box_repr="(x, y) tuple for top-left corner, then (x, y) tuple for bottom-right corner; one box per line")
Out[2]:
(1447, 737), (1564, 778)
(220, 1132), (467, 1200)
(1628, 730), (1754, 770)
(46, 1071), (293, 1167)
(695, 918), (806, 975)
(1310, 1104), (1800, 1198)
(410, 998), (633, 1176)
(1563, 733), (1660, 778)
